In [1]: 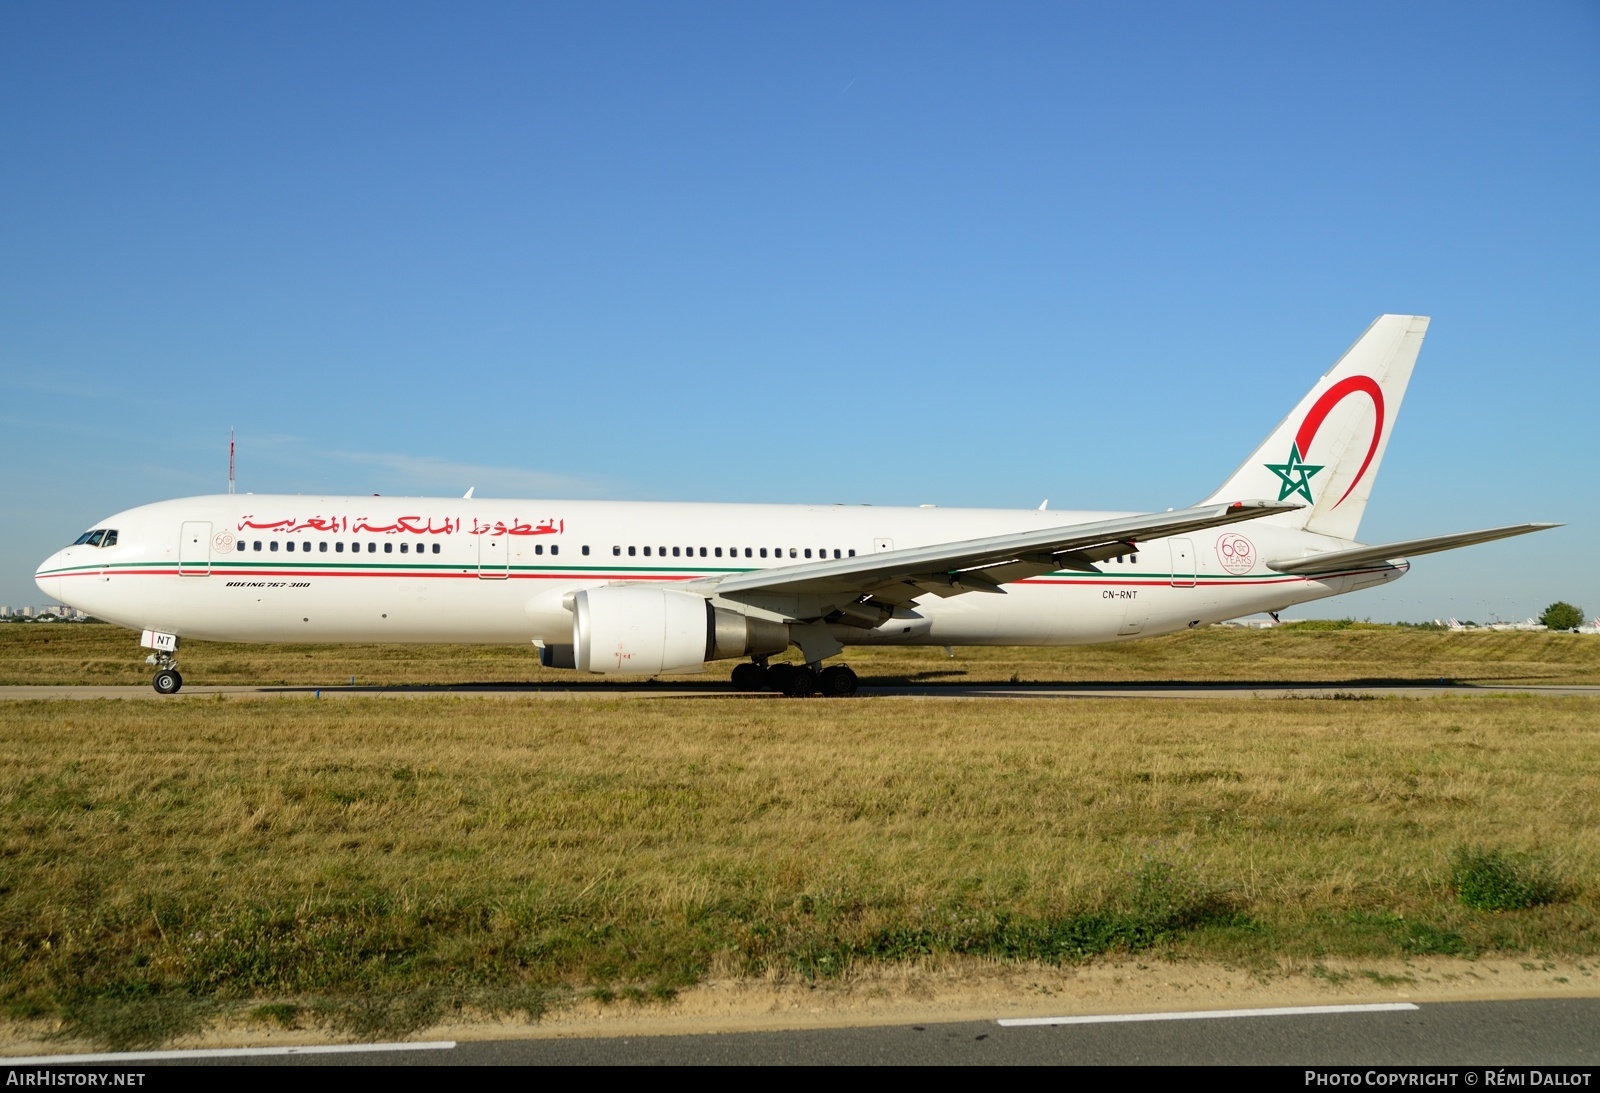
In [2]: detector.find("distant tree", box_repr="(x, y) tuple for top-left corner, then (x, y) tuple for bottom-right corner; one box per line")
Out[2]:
(1539, 602), (1585, 631)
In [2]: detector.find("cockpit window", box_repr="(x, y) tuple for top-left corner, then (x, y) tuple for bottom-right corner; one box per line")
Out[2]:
(101, 530), (118, 547)
(73, 530), (100, 546)
(71, 529), (118, 547)
(85, 530), (105, 547)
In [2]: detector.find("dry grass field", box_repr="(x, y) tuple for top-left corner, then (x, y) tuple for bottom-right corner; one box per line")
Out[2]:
(2, 644), (1598, 1046)
(4, 620), (1600, 687)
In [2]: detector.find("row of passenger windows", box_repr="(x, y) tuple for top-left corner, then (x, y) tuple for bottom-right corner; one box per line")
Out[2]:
(232, 540), (856, 562)
(241, 540), (444, 554)
(612, 545), (855, 560)
(238, 542), (580, 555)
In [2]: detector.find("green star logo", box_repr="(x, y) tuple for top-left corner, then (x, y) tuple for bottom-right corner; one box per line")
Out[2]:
(1265, 443), (1324, 503)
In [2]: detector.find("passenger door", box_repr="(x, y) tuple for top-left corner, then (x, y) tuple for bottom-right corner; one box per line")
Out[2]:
(179, 521), (211, 576)
(1169, 538), (1196, 589)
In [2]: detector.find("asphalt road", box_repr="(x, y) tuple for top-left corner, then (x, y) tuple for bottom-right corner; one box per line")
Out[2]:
(9, 999), (1598, 1066)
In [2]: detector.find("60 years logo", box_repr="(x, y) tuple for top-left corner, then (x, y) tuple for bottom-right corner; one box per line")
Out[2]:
(1216, 532), (1256, 575)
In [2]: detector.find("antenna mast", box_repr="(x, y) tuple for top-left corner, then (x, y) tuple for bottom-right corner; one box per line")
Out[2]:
(228, 428), (236, 495)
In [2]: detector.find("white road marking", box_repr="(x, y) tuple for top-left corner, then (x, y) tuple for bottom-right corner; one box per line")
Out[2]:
(998, 1002), (1419, 1027)
(3, 1040), (457, 1064)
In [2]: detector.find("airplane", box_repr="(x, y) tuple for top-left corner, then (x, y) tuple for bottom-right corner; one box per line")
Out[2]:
(33, 315), (1558, 697)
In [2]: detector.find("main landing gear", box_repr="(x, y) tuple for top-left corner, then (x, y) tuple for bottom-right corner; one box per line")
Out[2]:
(730, 660), (859, 697)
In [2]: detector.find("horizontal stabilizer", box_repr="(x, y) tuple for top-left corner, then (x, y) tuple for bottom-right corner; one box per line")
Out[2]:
(1265, 523), (1560, 575)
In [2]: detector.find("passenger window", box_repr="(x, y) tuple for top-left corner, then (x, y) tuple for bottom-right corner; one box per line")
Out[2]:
(432, 544), (440, 554)
(384, 543), (393, 554)
(582, 545), (590, 556)
(659, 546), (666, 557)
(714, 547), (722, 558)
(672, 547), (680, 557)
(1132, 553), (1139, 563)
(744, 548), (752, 558)
(848, 549), (856, 557)
(644, 546), (651, 557)
(335, 542), (344, 553)
(550, 545), (558, 556)
(628, 546), (636, 557)
(804, 549), (812, 558)
(271, 541), (279, 552)
(368, 543), (376, 553)
(789, 548), (797, 558)
(535, 544), (543, 555)
(400, 543), (409, 554)
(833, 549), (841, 559)
(320, 542), (328, 553)
(699, 547), (707, 557)
(759, 548), (767, 558)
(613, 546), (621, 556)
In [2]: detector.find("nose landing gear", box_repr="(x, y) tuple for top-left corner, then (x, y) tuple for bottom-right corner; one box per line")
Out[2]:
(140, 630), (183, 694)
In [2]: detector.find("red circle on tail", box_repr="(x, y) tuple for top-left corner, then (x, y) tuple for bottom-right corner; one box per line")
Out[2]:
(1294, 376), (1385, 509)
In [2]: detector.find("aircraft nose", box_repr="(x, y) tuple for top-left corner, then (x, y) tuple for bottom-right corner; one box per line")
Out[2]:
(35, 554), (62, 602)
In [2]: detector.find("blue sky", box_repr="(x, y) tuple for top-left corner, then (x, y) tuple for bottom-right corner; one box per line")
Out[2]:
(2, 1), (1596, 623)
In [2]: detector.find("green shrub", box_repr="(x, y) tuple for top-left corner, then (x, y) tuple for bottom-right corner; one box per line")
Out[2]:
(1451, 846), (1565, 911)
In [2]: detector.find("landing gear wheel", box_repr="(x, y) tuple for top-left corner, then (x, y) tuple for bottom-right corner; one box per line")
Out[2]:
(765, 663), (796, 694)
(152, 669), (183, 695)
(819, 665), (858, 697)
(730, 662), (767, 691)
(788, 666), (818, 697)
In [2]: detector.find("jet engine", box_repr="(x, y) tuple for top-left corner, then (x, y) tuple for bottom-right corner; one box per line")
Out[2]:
(567, 586), (788, 674)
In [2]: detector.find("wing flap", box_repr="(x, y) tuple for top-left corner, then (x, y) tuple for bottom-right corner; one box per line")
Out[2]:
(1264, 523), (1560, 575)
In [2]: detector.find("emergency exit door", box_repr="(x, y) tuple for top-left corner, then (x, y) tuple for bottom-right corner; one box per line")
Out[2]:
(477, 534), (509, 579)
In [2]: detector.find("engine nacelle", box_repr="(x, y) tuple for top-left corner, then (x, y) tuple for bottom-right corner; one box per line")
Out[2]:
(572, 586), (788, 674)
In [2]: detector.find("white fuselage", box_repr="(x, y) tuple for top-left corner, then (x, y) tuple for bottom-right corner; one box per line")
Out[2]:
(34, 494), (1404, 654)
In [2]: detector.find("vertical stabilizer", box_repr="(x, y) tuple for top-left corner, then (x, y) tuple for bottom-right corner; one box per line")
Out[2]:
(1201, 315), (1429, 542)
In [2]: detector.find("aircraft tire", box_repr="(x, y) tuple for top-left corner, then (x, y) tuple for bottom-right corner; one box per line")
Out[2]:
(730, 662), (766, 691)
(788, 665), (818, 697)
(765, 663), (796, 694)
(152, 669), (182, 695)
(819, 665), (858, 697)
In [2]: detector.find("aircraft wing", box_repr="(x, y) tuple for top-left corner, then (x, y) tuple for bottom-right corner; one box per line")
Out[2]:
(1264, 523), (1560, 576)
(681, 500), (1299, 607)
